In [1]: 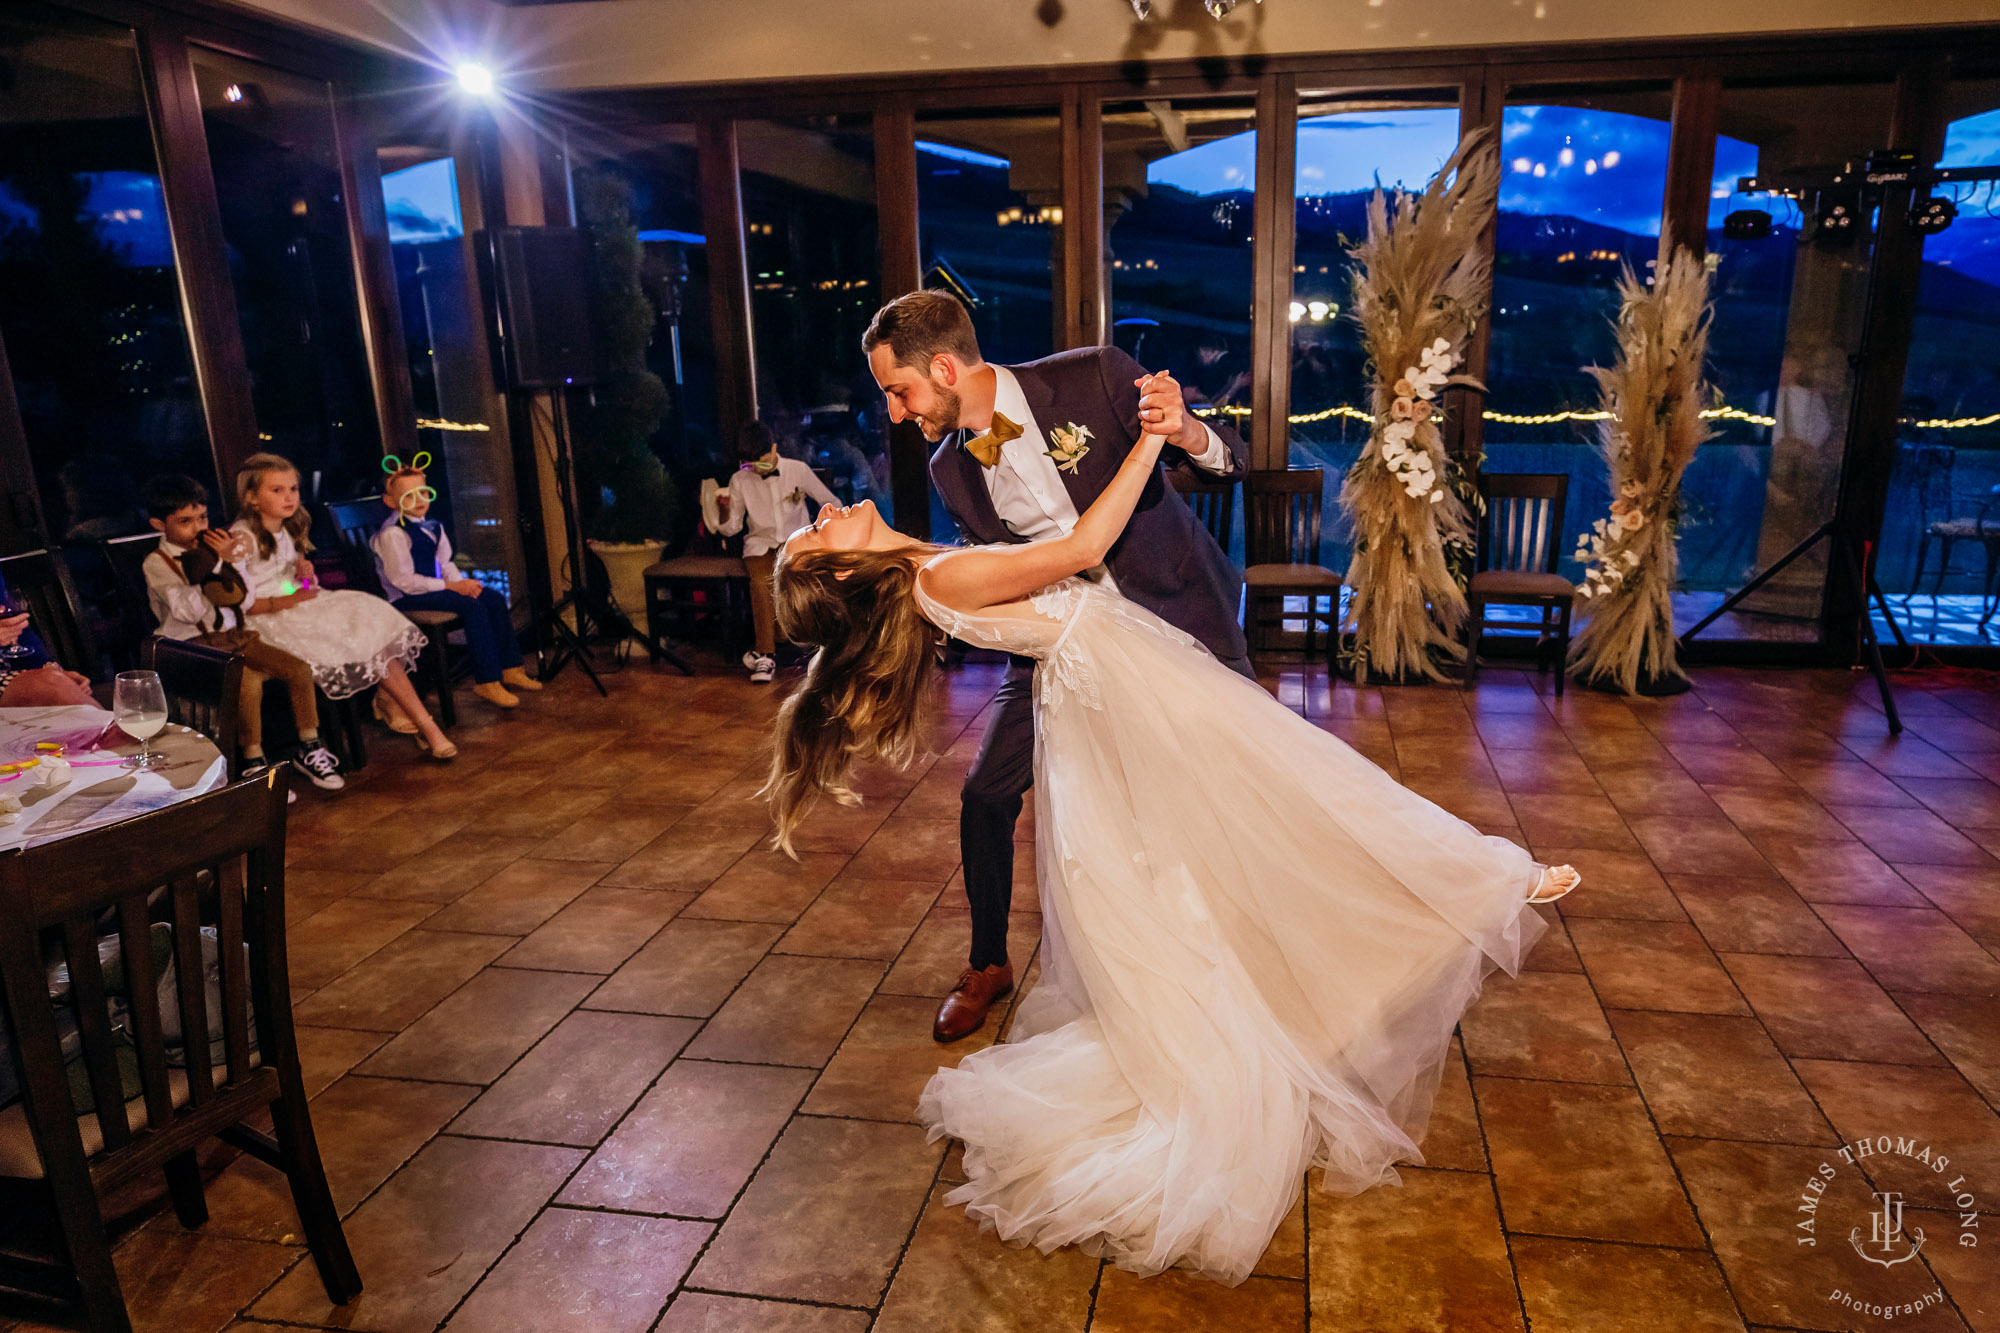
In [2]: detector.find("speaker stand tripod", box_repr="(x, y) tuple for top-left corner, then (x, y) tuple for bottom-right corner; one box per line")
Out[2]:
(1679, 519), (1904, 735)
(536, 391), (610, 696)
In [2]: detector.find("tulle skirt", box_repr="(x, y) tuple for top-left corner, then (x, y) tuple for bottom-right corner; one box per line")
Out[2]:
(917, 595), (1545, 1285)
(248, 590), (426, 700)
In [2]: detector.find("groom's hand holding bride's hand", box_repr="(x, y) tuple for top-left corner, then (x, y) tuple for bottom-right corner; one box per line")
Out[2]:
(1134, 370), (1205, 454)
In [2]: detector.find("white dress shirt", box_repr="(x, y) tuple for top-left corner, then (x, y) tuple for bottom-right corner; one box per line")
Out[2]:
(972, 365), (1233, 589)
(371, 518), (464, 601)
(711, 457), (841, 556)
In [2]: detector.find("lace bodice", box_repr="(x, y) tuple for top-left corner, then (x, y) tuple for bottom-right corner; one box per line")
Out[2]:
(913, 566), (1090, 661)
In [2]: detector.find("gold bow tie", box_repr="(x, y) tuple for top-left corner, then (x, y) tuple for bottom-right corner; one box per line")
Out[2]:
(963, 412), (1024, 468)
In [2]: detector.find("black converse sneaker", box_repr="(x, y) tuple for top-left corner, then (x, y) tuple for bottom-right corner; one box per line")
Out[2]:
(291, 742), (346, 791)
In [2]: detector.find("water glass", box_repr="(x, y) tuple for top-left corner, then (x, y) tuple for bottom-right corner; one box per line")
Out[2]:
(113, 670), (170, 771)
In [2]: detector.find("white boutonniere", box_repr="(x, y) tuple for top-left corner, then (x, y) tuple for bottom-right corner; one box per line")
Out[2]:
(1046, 423), (1092, 473)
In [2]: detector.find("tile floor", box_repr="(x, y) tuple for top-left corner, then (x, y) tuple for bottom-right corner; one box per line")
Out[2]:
(8, 654), (2000, 1333)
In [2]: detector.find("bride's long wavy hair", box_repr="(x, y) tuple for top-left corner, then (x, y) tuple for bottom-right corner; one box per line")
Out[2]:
(762, 543), (944, 854)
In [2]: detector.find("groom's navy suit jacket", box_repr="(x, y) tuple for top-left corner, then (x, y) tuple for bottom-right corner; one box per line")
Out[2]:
(928, 345), (1250, 667)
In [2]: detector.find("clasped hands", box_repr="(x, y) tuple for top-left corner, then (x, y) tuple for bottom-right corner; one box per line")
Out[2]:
(1134, 370), (1206, 453)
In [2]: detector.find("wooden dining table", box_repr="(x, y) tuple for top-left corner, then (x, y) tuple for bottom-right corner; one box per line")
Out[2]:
(0, 705), (227, 851)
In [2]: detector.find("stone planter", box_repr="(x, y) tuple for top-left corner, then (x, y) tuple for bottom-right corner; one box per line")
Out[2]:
(587, 540), (664, 623)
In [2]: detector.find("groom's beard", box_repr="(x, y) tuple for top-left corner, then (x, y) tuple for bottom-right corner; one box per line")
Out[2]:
(916, 381), (961, 441)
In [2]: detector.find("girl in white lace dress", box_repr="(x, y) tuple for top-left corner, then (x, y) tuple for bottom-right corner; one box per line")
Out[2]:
(766, 430), (1581, 1285)
(231, 453), (455, 760)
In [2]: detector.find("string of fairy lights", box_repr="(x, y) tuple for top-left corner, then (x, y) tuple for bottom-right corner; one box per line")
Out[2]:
(1192, 404), (2000, 430)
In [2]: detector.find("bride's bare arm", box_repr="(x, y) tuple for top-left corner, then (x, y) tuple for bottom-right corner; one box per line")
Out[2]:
(920, 432), (1169, 612)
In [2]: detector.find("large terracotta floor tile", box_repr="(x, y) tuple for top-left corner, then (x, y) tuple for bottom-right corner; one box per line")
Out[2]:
(680, 849), (848, 923)
(1594, 764), (1722, 819)
(872, 1184), (1098, 1333)
(200, 1075), (475, 1242)
(1752, 833), (1926, 905)
(295, 1026), (392, 1098)
(1774, 758), (1925, 808)
(1307, 1165), (1523, 1332)
(1090, 1269), (1304, 1333)
(1895, 992), (2000, 1103)
(1704, 782), (1851, 842)
(1522, 909), (1585, 973)
(286, 897), (440, 990)
(881, 907), (1043, 997)
(778, 877), (943, 959)
(292, 930), (511, 1031)
(1791, 1059), (2000, 1211)
(655, 1294), (870, 1333)
(1510, 1236), (1745, 1333)
(1457, 971), (1630, 1085)
(442, 1209), (707, 1332)
(1904, 1205), (2000, 1333)
(690, 1116), (941, 1306)
(354, 832), (543, 903)
(421, 858), (611, 936)
(1829, 804), (1994, 866)
(451, 1011), (698, 1145)
(500, 886), (692, 972)
(1536, 846), (1684, 921)
(1489, 746), (1600, 795)
(536, 803), (688, 863)
(804, 993), (991, 1123)
(1606, 1009), (1835, 1144)
(1720, 954), (1944, 1065)
(1813, 904), (2000, 995)
(357, 965), (599, 1084)
(597, 822), (766, 890)
(1669, 1136), (1970, 1331)
(1668, 873), (1849, 956)
(1566, 918), (1752, 1015)
(459, 780), (614, 840)
(685, 955), (885, 1066)
(1408, 1035), (1486, 1173)
(77, 1225), (300, 1333)
(1477, 1076), (1703, 1246)
(1507, 793), (1639, 854)
(1626, 815), (1766, 876)
(250, 1136), (583, 1332)
(559, 1060), (814, 1216)
(845, 817), (963, 882)
(1898, 776), (2000, 829)
(586, 918), (785, 1016)
(1897, 863), (2000, 947)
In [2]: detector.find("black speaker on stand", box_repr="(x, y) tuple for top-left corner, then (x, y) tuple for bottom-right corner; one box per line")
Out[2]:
(479, 227), (681, 691)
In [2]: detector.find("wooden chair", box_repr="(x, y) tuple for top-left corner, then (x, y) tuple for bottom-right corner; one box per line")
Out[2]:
(1464, 472), (1576, 695)
(644, 517), (745, 672)
(0, 550), (96, 678)
(141, 637), (243, 781)
(97, 535), (162, 673)
(1242, 469), (1342, 662)
(1169, 467), (1236, 553)
(325, 498), (457, 729)
(0, 773), (360, 1331)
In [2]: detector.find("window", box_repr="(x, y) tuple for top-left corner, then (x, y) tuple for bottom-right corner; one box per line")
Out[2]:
(191, 46), (380, 509)
(1880, 81), (2000, 644)
(1699, 78), (1895, 639)
(915, 108), (1062, 540)
(1106, 96), (1260, 438)
(0, 3), (213, 544)
(738, 116), (890, 519)
(1289, 98), (1462, 574)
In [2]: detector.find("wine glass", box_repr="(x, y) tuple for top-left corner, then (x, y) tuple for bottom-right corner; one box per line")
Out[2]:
(113, 670), (170, 771)
(0, 573), (33, 664)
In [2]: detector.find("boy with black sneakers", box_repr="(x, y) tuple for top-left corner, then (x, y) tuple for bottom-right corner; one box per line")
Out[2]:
(141, 474), (346, 791)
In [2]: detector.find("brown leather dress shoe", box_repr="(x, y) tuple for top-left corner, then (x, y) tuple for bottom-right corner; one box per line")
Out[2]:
(933, 963), (1014, 1043)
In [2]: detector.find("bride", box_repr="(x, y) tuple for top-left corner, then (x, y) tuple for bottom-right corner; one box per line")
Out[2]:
(766, 428), (1580, 1286)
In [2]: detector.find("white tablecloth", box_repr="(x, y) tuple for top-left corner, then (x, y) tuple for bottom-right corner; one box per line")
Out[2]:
(0, 706), (227, 851)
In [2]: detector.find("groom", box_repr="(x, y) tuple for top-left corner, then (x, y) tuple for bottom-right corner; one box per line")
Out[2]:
(862, 291), (1252, 1043)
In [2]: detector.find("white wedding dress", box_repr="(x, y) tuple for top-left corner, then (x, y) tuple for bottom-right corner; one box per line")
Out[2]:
(913, 566), (1547, 1286)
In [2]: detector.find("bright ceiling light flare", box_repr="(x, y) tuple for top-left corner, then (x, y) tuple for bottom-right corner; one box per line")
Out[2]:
(455, 63), (495, 97)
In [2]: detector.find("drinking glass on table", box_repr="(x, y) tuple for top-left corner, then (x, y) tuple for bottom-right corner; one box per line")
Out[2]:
(113, 670), (169, 771)
(0, 573), (33, 663)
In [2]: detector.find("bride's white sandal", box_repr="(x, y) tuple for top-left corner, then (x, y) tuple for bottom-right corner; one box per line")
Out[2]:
(1529, 865), (1582, 904)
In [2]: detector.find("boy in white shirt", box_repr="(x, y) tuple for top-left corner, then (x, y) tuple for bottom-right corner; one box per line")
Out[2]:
(141, 473), (344, 789)
(711, 421), (838, 682)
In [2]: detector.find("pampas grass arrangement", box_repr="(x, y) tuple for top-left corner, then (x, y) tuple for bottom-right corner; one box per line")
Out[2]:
(1567, 244), (1716, 695)
(1340, 132), (1498, 683)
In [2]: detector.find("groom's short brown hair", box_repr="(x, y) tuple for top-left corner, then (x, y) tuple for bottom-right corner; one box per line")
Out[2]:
(862, 291), (981, 370)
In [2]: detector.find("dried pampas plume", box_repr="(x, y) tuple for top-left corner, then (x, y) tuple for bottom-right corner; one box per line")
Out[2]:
(1567, 244), (1716, 694)
(1340, 130), (1498, 682)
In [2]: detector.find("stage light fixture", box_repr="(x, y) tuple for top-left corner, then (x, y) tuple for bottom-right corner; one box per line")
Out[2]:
(1722, 209), (1773, 242)
(1808, 186), (1862, 246)
(456, 63), (495, 97)
(1910, 193), (1957, 234)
